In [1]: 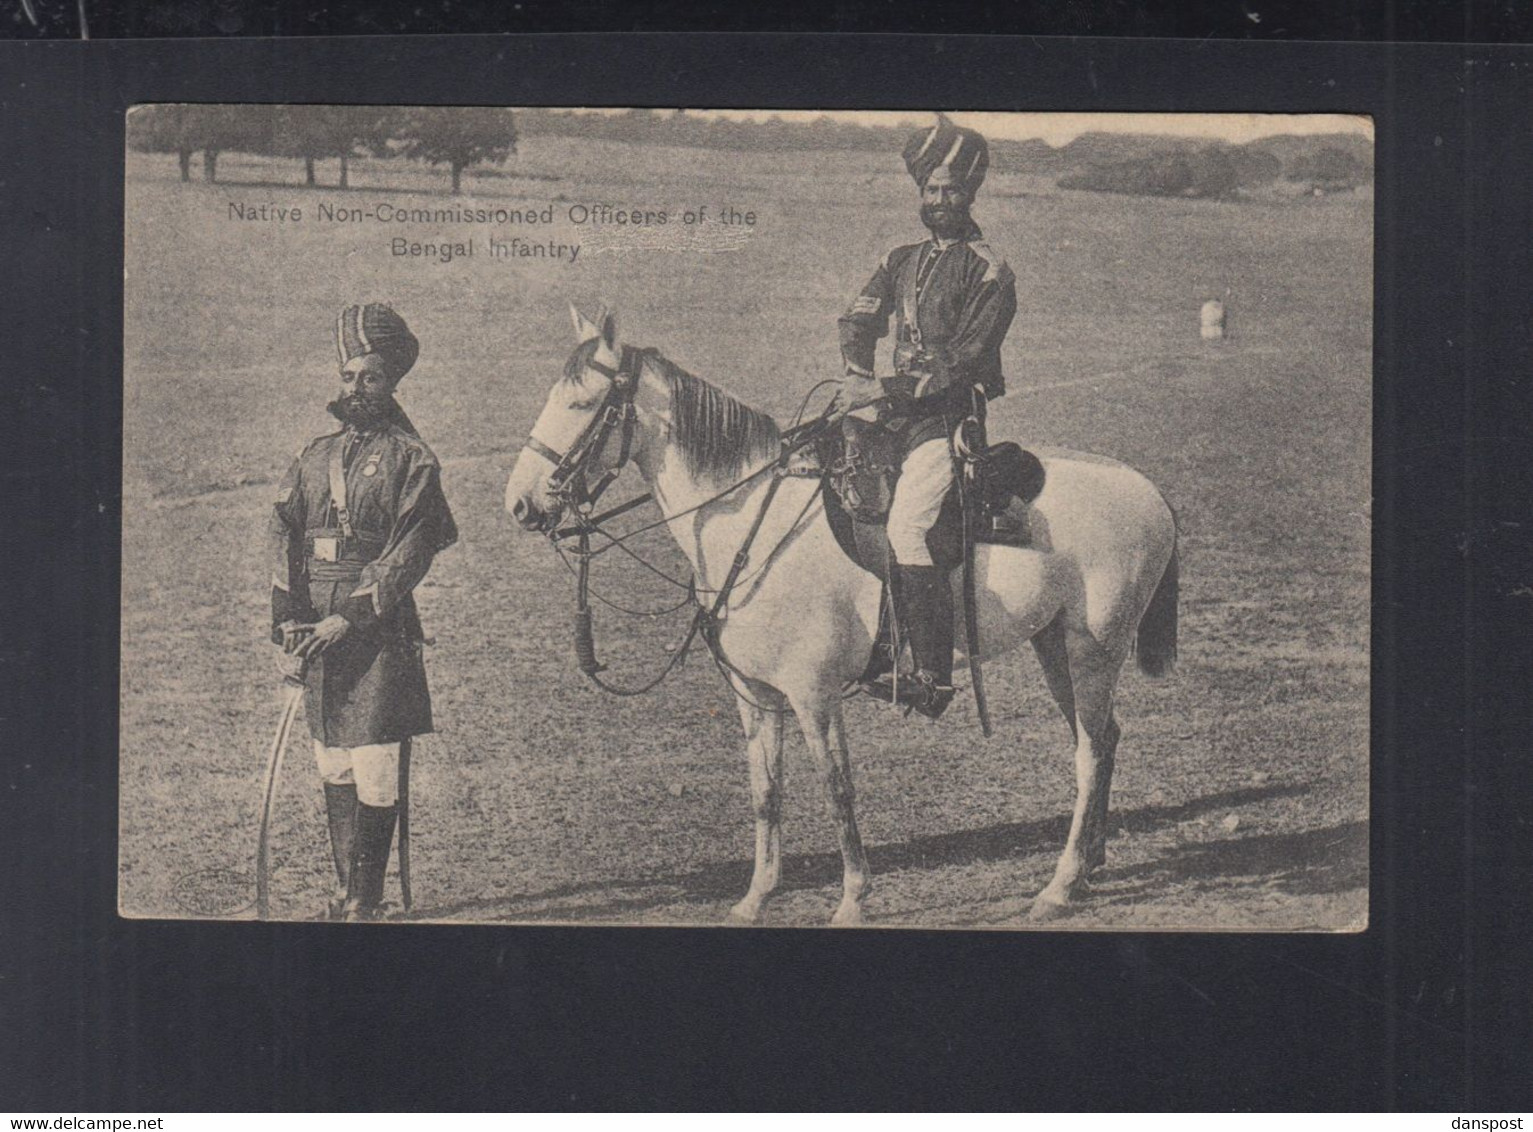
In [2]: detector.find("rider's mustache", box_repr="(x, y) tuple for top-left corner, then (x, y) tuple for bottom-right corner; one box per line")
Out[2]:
(329, 391), (394, 426)
(920, 203), (971, 238)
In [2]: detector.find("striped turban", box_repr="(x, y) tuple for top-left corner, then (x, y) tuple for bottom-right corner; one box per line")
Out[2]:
(335, 302), (420, 381)
(902, 114), (990, 194)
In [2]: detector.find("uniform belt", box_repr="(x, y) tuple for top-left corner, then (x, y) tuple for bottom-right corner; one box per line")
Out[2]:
(304, 529), (385, 558)
(307, 560), (368, 583)
(304, 528), (384, 583)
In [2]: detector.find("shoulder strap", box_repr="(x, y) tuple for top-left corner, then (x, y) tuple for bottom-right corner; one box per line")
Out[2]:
(328, 440), (354, 538)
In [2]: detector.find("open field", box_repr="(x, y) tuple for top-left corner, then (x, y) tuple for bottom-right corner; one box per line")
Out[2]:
(121, 133), (1370, 928)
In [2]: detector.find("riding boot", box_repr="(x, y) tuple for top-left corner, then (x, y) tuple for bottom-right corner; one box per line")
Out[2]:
(342, 802), (398, 922)
(322, 782), (358, 921)
(862, 564), (956, 719)
(897, 564), (956, 719)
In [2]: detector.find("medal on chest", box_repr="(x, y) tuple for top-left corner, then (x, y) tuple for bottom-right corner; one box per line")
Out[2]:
(361, 453), (382, 478)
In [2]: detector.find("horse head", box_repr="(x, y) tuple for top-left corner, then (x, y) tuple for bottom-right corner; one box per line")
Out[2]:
(506, 304), (634, 532)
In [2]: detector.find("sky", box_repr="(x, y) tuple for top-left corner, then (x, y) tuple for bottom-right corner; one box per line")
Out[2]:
(562, 108), (1373, 147)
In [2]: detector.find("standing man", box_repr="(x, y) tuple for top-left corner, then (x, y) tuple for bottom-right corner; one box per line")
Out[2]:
(835, 115), (1018, 719)
(269, 302), (458, 921)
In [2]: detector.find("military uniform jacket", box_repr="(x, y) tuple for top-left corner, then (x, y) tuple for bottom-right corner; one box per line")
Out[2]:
(838, 222), (1017, 449)
(269, 401), (458, 748)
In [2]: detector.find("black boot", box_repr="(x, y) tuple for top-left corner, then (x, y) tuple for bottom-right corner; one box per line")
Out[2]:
(863, 564), (956, 719)
(343, 802), (398, 922)
(898, 564), (956, 718)
(322, 782), (358, 920)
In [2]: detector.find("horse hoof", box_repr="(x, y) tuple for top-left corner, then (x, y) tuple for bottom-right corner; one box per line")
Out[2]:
(1027, 892), (1071, 923)
(830, 903), (864, 927)
(727, 900), (762, 925)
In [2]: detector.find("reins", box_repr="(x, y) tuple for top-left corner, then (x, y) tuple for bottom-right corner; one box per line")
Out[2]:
(542, 366), (838, 700)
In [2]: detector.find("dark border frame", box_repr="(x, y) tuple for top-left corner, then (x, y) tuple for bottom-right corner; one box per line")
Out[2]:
(2, 34), (1528, 1110)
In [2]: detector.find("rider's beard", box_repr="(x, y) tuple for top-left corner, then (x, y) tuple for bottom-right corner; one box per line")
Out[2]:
(920, 201), (972, 241)
(328, 391), (394, 430)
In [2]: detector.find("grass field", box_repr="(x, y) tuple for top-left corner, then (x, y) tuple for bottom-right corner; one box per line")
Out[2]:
(120, 132), (1370, 928)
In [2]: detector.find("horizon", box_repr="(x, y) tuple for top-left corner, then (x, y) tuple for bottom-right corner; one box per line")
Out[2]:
(552, 108), (1373, 147)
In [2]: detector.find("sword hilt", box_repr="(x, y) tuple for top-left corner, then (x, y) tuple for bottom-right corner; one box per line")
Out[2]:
(280, 658), (310, 688)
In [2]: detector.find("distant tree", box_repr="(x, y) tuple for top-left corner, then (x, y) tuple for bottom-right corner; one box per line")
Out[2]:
(1184, 147), (1238, 198)
(195, 105), (277, 184)
(1230, 147), (1282, 189)
(270, 106), (398, 188)
(1059, 146), (1245, 199)
(398, 107), (518, 194)
(127, 105), (197, 181)
(127, 104), (267, 183)
(1289, 146), (1367, 189)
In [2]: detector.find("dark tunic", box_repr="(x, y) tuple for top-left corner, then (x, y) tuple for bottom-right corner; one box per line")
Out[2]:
(838, 222), (1018, 449)
(268, 401), (458, 748)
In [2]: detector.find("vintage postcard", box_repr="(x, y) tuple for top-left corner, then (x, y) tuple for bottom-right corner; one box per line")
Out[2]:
(120, 106), (1371, 929)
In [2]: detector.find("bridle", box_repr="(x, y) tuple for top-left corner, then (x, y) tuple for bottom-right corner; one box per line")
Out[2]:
(522, 343), (646, 519)
(517, 344), (839, 704)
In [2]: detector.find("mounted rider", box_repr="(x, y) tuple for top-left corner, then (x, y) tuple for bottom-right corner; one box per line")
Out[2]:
(834, 114), (1018, 718)
(268, 302), (458, 920)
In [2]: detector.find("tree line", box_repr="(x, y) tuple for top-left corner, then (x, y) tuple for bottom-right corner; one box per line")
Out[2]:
(515, 107), (913, 153)
(1057, 143), (1371, 200)
(127, 106), (519, 194)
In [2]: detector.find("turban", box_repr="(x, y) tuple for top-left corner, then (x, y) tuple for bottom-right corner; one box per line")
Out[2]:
(335, 302), (420, 381)
(902, 114), (990, 194)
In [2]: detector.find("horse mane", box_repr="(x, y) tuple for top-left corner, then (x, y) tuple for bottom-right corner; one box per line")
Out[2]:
(561, 338), (781, 481)
(651, 352), (780, 482)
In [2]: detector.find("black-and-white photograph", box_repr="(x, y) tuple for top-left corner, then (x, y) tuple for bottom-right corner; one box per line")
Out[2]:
(120, 105), (1371, 929)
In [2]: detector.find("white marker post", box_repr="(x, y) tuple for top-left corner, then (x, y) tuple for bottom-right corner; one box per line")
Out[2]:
(1200, 298), (1227, 341)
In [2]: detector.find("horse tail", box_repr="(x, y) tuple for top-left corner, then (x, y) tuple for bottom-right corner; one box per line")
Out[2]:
(1136, 537), (1179, 678)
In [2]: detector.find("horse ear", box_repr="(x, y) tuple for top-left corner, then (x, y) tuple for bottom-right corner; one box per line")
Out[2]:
(598, 308), (618, 348)
(569, 303), (600, 343)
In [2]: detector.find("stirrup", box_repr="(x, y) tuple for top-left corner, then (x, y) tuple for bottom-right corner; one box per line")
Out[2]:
(861, 670), (955, 719)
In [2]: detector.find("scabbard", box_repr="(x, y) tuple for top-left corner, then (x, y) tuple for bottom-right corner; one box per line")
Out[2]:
(962, 517), (993, 740)
(397, 736), (412, 912)
(255, 679), (305, 919)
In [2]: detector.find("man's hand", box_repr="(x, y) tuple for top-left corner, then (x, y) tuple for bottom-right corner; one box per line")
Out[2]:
(273, 648), (307, 683)
(279, 620), (314, 654)
(293, 614), (351, 660)
(833, 374), (883, 417)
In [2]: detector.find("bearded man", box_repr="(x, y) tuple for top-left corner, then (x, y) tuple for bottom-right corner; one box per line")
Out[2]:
(835, 115), (1018, 718)
(268, 302), (458, 920)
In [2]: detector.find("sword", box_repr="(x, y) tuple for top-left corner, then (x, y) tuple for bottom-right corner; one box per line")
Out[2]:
(962, 533), (993, 739)
(397, 736), (413, 913)
(255, 665), (307, 920)
(958, 390), (993, 739)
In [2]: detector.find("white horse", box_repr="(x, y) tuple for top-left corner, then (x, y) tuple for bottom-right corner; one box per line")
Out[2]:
(506, 307), (1179, 925)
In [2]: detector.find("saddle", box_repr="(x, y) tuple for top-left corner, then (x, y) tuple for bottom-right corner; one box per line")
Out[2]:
(795, 415), (1044, 719)
(812, 416), (1046, 580)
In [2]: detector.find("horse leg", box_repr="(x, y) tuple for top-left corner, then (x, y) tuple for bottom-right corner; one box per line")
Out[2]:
(1031, 613), (1106, 873)
(792, 692), (871, 926)
(1030, 631), (1125, 922)
(1031, 612), (1078, 745)
(728, 682), (786, 925)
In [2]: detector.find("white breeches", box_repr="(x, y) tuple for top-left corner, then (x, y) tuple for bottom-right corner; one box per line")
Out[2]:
(314, 741), (400, 807)
(887, 437), (955, 566)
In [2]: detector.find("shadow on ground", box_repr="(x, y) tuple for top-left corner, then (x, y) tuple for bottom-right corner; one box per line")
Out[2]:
(414, 781), (1338, 923)
(1105, 816), (1368, 898)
